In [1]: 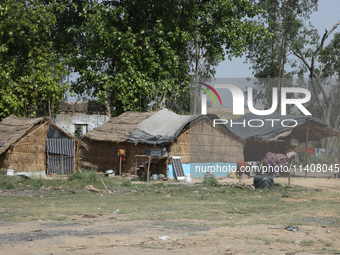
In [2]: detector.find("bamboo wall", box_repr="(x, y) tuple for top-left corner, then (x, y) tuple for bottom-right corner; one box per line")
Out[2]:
(82, 139), (168, 175)
(169, 118), (244, 164)
(169, 126), (190, 163)
(6, 124), (50, 172)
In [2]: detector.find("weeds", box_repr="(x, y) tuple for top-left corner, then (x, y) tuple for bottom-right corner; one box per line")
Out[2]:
(68, 170), (98, 183)
(203, 175), (220, 188)
(121, 179), (132, 187)
(300, 240), (314, 246)
(0, 176), (17, 189)
(281, 185), (290, 198)
(32, 178), (45, 189)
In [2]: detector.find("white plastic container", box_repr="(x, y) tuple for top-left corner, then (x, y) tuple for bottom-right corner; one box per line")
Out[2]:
(185, 176), (192, 182)
(7, 169), (14, 176)
(152, 174), (158, 180)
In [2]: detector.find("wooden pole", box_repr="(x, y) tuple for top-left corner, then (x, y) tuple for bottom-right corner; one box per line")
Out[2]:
(75, 143), (80, 172)
(46, 151), (49, 175)
(135, 157), (138, 176)
(166, 157), (169, 178)
(305, 119), (309, 179)
(100, 178), (109, 193)
(73, 140), (76, 174)
(119, 156), (122, 176)
(147, 156), (151, 182)
(61, 154), (64, 176)
(288, 166), (291, 188)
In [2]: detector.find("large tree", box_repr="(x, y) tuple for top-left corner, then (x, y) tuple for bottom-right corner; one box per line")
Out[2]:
(245, 0), (318, 112)
(189, 0), (268, 113)
(0, 0), (68, 119)
(292, 21), (340, 125)
(68, 0), (268, 115)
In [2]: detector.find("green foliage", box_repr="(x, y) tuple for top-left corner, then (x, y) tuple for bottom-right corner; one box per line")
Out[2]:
(319, 33), (340, 78)
(229, 187), (237, 194)
(245, 0), (318, 110)
(247, 0), (318, 78)
(68, 170), (98, 183)
(32, 178), (45, 189)
(66, 0), (268, 115)
(0, 0), (69, 119)
(121, 179), (132, 187)
(0, 176), (17, 189)
(300, 240), (314, 246)
(281, 185), (290, 198)
(203, 176), (220, 188)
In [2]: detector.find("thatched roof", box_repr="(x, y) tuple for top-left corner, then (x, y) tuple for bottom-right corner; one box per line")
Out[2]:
(0, 115), (84, 155)
(59, 101), (109, 115)
(82, 111), (158, 143)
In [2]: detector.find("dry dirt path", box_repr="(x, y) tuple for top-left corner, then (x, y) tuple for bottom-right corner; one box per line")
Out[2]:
(1, 217), (340, 255)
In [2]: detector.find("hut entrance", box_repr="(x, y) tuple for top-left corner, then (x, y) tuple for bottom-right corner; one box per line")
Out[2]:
(46, 127), (75, 175)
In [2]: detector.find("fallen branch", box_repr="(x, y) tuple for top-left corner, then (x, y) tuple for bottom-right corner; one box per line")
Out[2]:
(100, 178), (112, 194)
(84, 185), (107, 194)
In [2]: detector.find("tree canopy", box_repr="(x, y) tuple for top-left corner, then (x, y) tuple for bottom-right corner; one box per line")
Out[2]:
(66, 0), (268, 115)
(0, 0), (289, 119)
(0, 0), (68, 119)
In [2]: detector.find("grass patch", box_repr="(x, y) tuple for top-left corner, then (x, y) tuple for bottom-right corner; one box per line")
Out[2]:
(68, 170), (98, 183)
(300, 240), (314, 246)
(0, 175), (339, 228)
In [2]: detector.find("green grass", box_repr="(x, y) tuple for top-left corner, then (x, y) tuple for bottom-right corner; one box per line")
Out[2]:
(0, 174), (340, 227)
(300, 240), (314, 246)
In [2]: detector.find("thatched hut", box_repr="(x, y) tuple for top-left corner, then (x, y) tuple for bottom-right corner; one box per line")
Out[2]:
(82, 109), (244, 176)
(0, 115), (84, 175)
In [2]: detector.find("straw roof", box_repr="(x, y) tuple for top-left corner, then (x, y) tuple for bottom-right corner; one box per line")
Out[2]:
(0, 115), (84, 155)
(82, 111), (158, 143)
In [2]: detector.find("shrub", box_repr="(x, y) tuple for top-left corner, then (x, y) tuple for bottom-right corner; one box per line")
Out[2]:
(68, 170), (98, 183)
(88, 170), (98, 183)
(0, 176), (17, 189)
(32, 178), (45, 189)
(121, 179), (132, 187)
(281, 185), (290, 198)
(203, 176), (220, 188)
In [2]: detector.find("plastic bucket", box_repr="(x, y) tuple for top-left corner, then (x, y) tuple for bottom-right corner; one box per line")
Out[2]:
(7, 169), (14, 176)
(152, 174), (158, 180)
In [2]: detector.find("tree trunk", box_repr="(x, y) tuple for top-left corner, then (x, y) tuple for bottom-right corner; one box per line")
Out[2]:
(193, 34), (199, 114)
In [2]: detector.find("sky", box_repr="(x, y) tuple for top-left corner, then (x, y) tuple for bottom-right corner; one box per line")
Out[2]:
(215, 0), (340, 78)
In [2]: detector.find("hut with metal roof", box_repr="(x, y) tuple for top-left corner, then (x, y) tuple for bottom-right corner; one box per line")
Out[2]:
(82, 109), (244, 176)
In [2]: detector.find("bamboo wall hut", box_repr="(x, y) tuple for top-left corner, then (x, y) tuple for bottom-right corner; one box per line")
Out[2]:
(82, 109), (244, 175)
(0, 115), (84, 175)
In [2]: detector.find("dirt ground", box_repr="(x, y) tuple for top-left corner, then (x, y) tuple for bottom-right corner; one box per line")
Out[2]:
(1, 177), (340, 255)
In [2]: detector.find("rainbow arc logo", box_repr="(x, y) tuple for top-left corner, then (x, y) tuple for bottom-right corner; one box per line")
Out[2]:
(197, 82), (223, 106)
